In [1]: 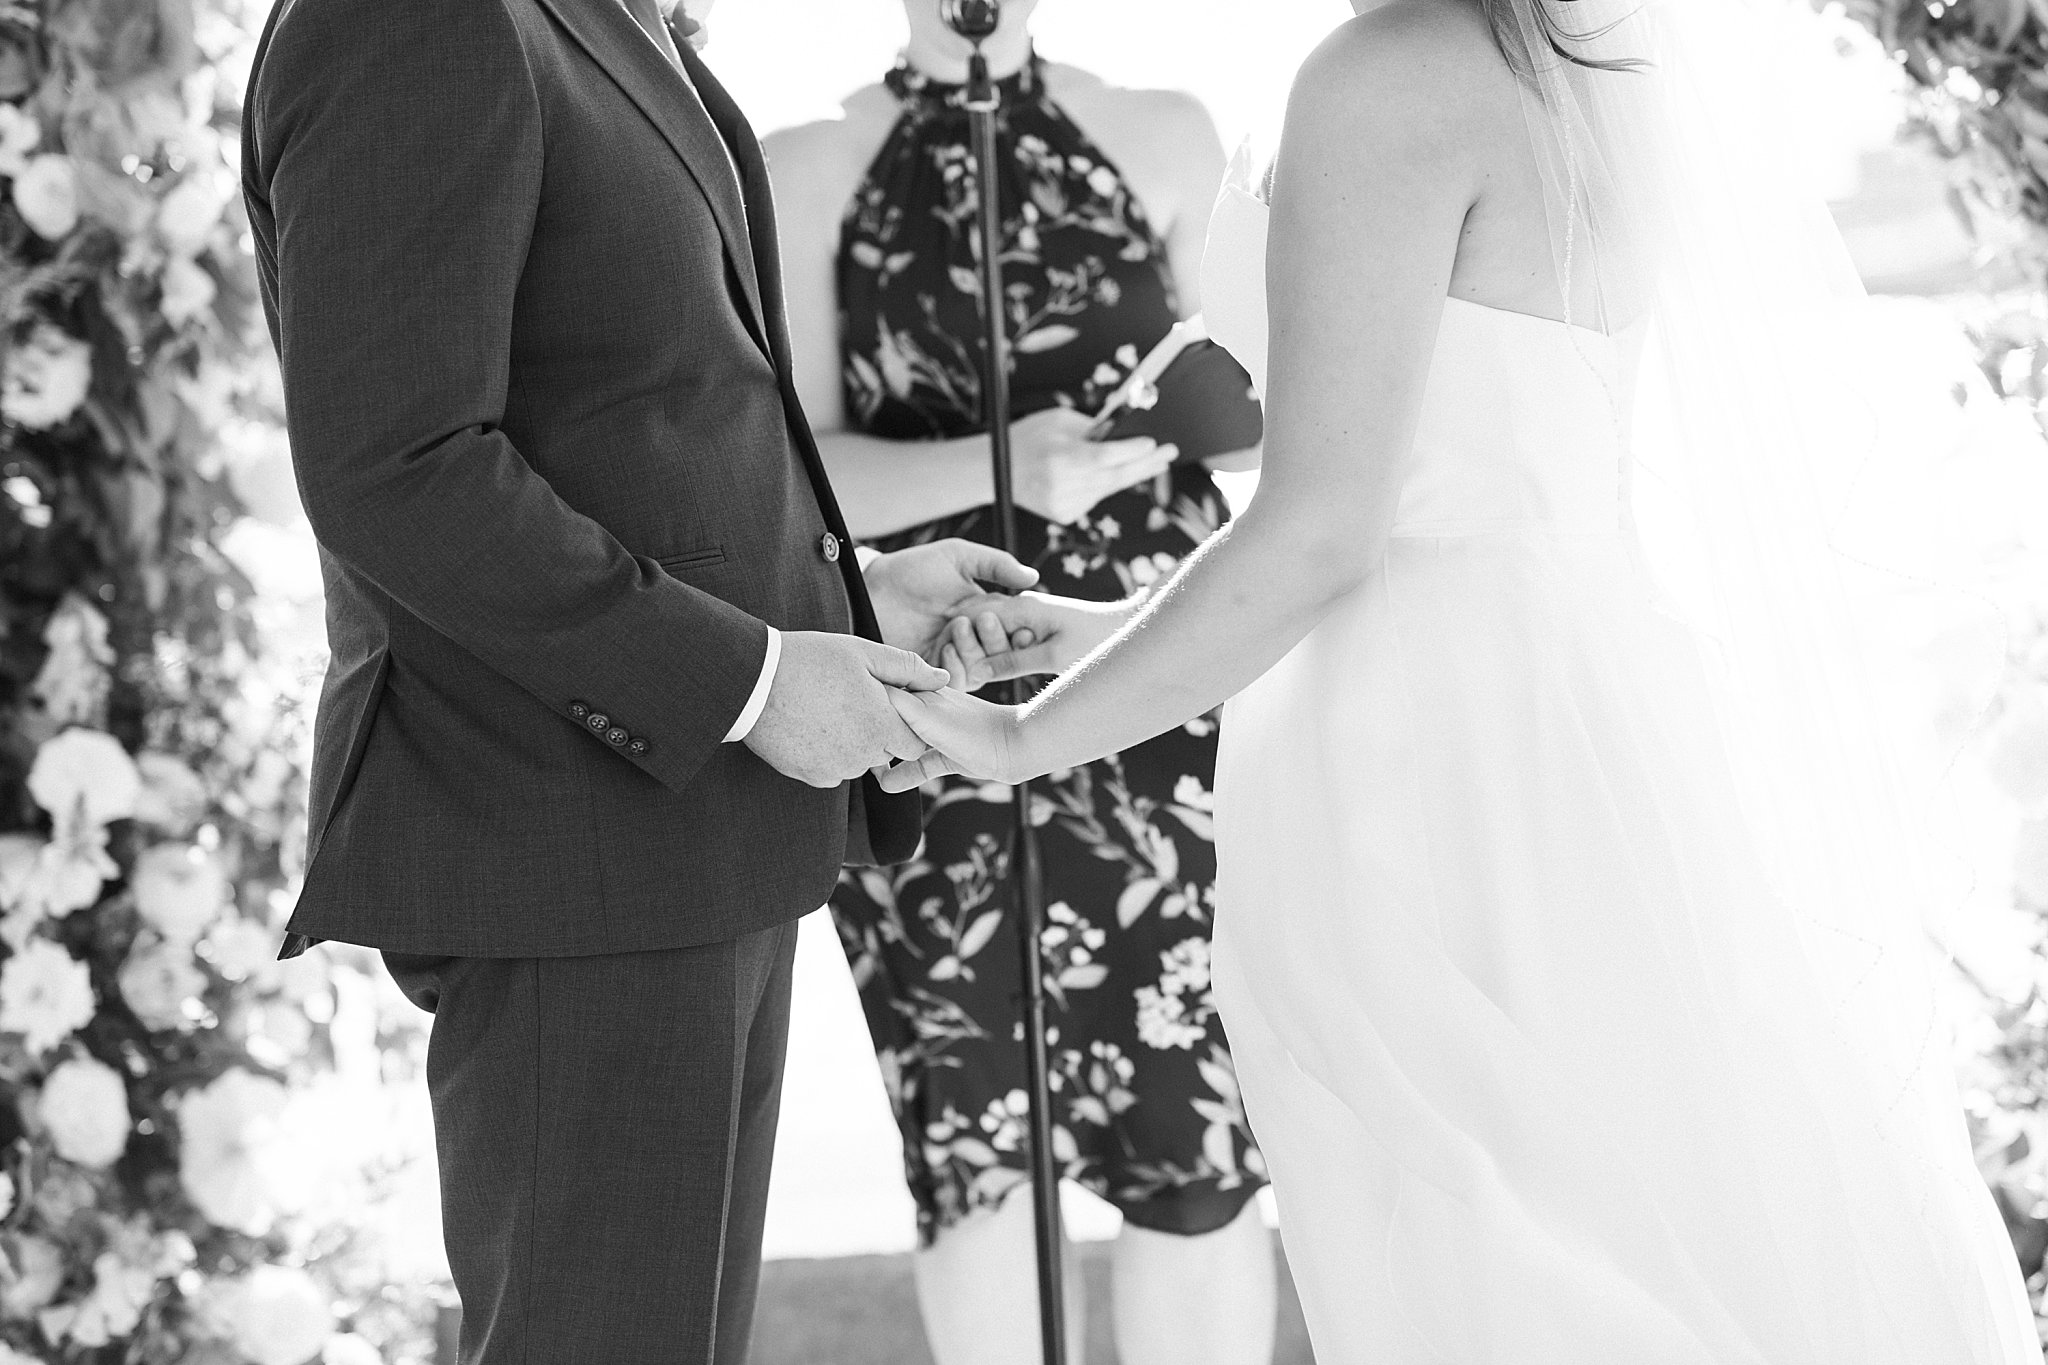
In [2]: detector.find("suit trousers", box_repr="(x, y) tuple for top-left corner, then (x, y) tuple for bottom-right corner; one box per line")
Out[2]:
(385, 917), (800, 1365)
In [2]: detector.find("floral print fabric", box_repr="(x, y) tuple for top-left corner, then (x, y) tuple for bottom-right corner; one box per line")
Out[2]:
(829, 56), (1264, 1245)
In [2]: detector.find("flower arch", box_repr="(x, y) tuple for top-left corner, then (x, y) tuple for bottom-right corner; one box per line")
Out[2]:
(1836, 0), (2048, 1336)
(0, 1), (434, 1361)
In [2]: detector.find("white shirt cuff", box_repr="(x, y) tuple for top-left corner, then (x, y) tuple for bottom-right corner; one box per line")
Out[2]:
(855, 544), (883, 571)
(724, 627), (781, 743)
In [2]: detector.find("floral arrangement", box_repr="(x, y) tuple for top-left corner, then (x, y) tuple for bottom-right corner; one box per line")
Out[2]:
(1833, 0), (2048, 1333)
(0, 1), (438, 1362)
(1839, 0), (2048, 418)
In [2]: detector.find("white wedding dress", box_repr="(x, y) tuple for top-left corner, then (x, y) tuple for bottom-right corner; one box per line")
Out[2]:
(1200, 181), (2042, 1362)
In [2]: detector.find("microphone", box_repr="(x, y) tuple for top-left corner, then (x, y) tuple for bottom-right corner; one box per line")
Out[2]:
(941, 0), (1001, 41)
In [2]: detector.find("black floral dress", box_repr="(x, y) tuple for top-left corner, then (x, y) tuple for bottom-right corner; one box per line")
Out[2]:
(830, 56), (1265, 1246)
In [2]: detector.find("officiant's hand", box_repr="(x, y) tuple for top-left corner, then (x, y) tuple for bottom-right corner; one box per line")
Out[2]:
(877, 688), (1025, 792)
(743, 632), (950, 789)
(864, 538), (1039, 660)
(1014, 408), (1176, 525)
(938, 590), (1146, 688)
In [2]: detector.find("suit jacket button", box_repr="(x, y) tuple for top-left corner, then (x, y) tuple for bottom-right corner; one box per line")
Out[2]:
(820, 533), (841, 564)
(606, 727), (629, 747)
(587, 713), (610, 733)
(628, 738), (649, 756)
(570, 702), (591, 721)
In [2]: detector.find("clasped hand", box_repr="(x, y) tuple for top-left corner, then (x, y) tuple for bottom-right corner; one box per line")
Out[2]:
(876, 586), (1149, 794)
(741, 538), (1048, 788)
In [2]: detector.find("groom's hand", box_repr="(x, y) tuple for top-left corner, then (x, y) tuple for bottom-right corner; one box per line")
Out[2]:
(742, 632), (949, 789)
(864, 539), (1039, 660)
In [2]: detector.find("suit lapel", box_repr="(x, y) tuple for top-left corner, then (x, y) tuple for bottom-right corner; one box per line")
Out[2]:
(677, 38), (790, 375)
(680, 40), (889, 640)
(532, 0), (770, 356)
(680, 47), (919, 850)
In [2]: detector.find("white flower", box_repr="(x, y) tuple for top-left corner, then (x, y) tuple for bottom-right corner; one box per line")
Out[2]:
(0, 834), (41, 913)
(179, 1068), (291, 1234)
(42, 1249), (153, 1346)
(203, 916), (279, 985)
(323, 1332), (384, 1365)
(1171, 774), (1213, 813)
(159, 254), (217, 326)
(1, 323), (91, 430)
(0, 103), (40, 177)
(155, 176), (225, 255)
(12, 154), (78, 239)
(1086, 165), (1119, 199)
(0, 1344), (37, 1365)
(1986, 689), (2048, 815)
(25, 823), (119, 919)
(36, 1056), (131, 1168)
(0, 1172), (12, 1221)
(0, 939), (95, 1056)
(133, 752), (208, 835)
(1158, 937), (1211, 996)
(1133, 984), (1204, 1051)
(26, 728), (141, 833)
(132, 843), (228, 945)
(1, 1233), (65, 1319)
(119, 936), (205, 1032)
(31, 594), (113, 726)
(214, 1265), (335, 1365)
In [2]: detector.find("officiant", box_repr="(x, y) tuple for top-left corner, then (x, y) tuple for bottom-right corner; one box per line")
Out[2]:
(763, 4), (1273, 1363)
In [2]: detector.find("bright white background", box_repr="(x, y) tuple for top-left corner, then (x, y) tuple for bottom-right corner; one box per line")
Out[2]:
(704, 0), (1350, 147)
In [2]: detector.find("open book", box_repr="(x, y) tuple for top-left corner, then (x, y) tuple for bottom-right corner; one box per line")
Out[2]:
(1087, 316), (1264, 464)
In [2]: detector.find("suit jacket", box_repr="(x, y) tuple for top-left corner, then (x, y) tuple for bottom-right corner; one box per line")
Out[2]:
(242, 0), (921, 958)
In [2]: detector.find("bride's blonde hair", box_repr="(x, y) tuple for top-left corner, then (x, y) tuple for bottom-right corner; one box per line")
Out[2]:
(1480, 0), (1645, 76)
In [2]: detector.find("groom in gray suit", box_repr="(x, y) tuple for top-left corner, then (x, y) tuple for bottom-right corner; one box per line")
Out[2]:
(241, 0), (1030, 1359)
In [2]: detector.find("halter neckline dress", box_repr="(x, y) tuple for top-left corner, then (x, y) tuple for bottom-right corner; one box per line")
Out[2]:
(827, 55), (1266, 1246)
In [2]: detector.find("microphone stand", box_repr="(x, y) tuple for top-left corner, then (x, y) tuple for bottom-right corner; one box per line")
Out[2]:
(941, 5), (1067, 1363)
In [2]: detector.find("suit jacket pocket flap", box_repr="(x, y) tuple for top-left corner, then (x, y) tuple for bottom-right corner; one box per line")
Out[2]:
(657, 546), (727, 573)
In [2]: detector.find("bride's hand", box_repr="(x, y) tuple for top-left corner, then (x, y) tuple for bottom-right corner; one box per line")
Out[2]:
(876, 688), (1023, 792)
(939, 590), (1143, 688)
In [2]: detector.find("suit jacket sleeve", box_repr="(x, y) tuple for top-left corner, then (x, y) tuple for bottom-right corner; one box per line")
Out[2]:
(245, 0), (765, 795)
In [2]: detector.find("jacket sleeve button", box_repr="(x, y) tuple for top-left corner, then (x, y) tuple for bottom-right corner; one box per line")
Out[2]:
(606, 727), (630, 747)
(587, 713), (611, 733)
(569, 702), (591, 721)
(628, 738), (650, 756)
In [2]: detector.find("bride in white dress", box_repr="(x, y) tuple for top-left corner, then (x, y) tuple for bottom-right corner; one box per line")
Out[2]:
(883, 0), (2044, 1357)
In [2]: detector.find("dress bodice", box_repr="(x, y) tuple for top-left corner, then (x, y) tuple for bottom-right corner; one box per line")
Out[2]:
(838, 56), (1182, 440)
(1202, 184), (1633, 538)
(833, 55), (1230, 602)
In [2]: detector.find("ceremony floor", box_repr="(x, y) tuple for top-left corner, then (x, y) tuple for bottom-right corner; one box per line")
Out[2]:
(750, 1238), (1317, 1365)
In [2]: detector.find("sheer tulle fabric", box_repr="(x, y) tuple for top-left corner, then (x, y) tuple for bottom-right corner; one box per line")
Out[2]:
(1196, 0), (2041, 1341)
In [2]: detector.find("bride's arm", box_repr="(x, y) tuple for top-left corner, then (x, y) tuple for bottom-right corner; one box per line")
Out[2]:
(891, 14), (1485, 784)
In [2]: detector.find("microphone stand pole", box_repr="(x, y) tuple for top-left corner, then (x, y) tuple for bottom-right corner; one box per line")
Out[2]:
(948, 8), (1068, 1363)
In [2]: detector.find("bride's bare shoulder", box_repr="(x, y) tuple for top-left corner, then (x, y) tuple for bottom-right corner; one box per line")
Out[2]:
(1283, 0), (1520, 166)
